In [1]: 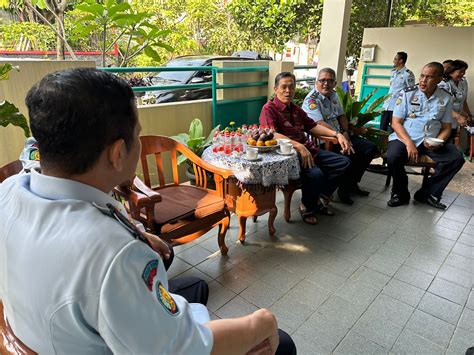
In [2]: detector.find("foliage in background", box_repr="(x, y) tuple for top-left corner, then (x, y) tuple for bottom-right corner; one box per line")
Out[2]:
(0, 21), (55, 50)
(171, 118), (219, 165)
(414, 0), (474, 26)
(336, 86), (389, 149)
(0, 63), (30, 137)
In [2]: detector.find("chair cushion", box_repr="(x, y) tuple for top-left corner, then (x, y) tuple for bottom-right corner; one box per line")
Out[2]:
(153, 185), (225, 225)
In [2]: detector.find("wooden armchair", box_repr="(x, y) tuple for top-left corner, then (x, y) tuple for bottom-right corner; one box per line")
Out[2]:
(1, 301), (37, 354)
(114, 135), (233, 255)
(280, 136), (338, 222)
(0, 160), (22, 183)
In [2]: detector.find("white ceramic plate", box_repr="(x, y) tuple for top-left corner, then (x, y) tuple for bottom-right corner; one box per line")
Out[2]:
(246, 144), (280, 152)
(241, 155), (262, 161)
(276, 149), (296, 156)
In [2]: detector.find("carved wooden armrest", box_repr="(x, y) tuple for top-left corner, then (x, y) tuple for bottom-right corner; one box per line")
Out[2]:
(114, 176), (162, 209)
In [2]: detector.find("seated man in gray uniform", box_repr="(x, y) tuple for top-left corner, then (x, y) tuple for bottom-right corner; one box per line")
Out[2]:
(387, 62), (465, 209)
(0, 68), (296, 354)
(302, 68), (378, 205)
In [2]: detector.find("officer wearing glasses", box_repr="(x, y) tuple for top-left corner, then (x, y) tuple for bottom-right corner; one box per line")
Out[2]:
(387, 62), (465, 209)
(302, 68), (378, 205)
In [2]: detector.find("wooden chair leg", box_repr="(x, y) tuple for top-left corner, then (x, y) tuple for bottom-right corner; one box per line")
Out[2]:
(282, 184), (298, 222)
(421, 167), (430, 188)
(217, 213), (230, 256)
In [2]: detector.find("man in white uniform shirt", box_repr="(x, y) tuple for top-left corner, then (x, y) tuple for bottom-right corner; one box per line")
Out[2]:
(0, 68), (295, 354)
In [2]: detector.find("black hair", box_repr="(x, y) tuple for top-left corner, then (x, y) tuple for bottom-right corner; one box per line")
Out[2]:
(396, 52), (408, 64)
(442, 59), (453, 65)
(444, 59), (469, 80)
(274, 72), (296, 87)
(318, 68), (336, 79)
(26, 67), (136, 175)
(424, 62), (444, 78)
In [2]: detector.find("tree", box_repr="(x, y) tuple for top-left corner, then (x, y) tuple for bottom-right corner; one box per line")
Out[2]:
(414, 0), (474, 26)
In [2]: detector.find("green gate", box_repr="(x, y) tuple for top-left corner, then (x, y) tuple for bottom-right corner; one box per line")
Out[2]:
(360, 64), (391, 127)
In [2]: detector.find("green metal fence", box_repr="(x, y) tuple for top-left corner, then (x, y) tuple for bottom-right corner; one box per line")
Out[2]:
(359, 64), (391, 127)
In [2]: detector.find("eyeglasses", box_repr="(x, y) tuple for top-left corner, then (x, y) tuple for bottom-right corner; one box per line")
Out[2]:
(318, 79), (336, 84)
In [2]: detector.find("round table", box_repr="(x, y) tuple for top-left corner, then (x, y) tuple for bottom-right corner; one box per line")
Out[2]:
(202, 147), (300, 242)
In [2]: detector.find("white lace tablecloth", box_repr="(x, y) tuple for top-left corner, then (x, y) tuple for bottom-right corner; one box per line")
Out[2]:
(202, 147), (300, 187)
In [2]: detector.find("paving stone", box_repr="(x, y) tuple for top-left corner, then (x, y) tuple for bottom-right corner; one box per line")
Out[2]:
(382, 278), (425, 307)
(446, 327), (474, 355)
(352, 310), (403, 349)
(459, 232), (474, 246)
(317, 296), (366, 330)
(437, 263), (473, 288)
(319, 256), (360, 278)
(467, 290), (474, 310)
(446, 203), (473, 217)
(462, 224), (474, 236)
(444, 253), (472, 274)
(167, 256), (193, 279)
(334, 331), (389, 354)
(195, 254), (235, 279)
(405, 309), (455, 348)
(214, 295), (258, 319)
(270, 294), (315, 333)
(176, 266), (213, 283)
(458, 307), (474, 331)
(428, 277), (470, 306)
(259, 265), (303, 293)
(404, 253), (443, 275)
(394, 265), (434, 290)
(240, 279), (286, 308)
(350, 266), (391, 291)
(364, 293), (414, 326)
(432, 225), (462, 241)
(392, 329), (445, 354)
(335, 279), (380, 308)
(442, 210), (472, 224)
(418, 292), (463, 325)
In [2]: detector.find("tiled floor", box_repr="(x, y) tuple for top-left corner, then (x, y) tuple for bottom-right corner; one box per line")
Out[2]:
(170, 171), (474, 354)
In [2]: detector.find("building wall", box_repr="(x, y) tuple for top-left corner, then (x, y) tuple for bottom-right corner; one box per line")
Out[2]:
(355, 26), (474, 109)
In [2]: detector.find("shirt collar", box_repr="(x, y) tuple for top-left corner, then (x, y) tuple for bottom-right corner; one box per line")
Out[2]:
(29, 169), (126, 214)
(313, 88), (332, 102)
(272, 96), (294, 112)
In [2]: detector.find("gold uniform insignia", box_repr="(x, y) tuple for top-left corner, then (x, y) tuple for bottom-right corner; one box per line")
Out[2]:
(309, 103), (317, 110)
(396, 98), (402, 105)
(439, 100), (444, 105)
(413, 97), (418, 102)
(409, 113), (416, 118)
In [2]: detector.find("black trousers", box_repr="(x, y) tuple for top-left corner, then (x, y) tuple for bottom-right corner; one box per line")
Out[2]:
(301, 149), (351, 211)
(328, 135), (379, 192)
(164, 247), (297, 354)
(380, 110), (393, 132)
(387, 139), (465, 198)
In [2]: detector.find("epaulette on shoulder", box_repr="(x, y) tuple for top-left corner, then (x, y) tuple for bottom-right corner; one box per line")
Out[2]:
(406, 68), (412, 73)
(309, 90), (318, 99)
(439, 87), (452, 96)
(404, 85), (417, 92)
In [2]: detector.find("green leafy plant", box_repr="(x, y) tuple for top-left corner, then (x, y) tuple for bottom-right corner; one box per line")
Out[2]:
(336, 87), (389, 149)
(171, 118), (219, 165)
(0, 63), (30, 137)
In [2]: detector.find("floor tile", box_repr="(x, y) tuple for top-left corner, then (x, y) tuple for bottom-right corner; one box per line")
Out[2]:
(392, 329), (445, 354)
(404, 254), (443, 275)
(458, 308), (474, 331)
(418, 292), (463, 325)
(285, 280), (331, 310)
(270, 294), (315, 333)
(451, 242), (473, 259)
(195, 254), (235, 279)
(206, 280), (236, 312)
(176, 266), (213, 283)
(437, 263), (473, 288)
(446, 327), (474, 355)
(382, 278), (425, 307)
(317, 296), (366, 330)
(436, 217), (467, 232)
(352, 310), (403, 349)
(214, 295), (258, 319)
(394, 265), (434, 290)
(350, 266), (391, 291)
(167, 256), (193, 279)
(305, 269), (347, 292)
(334, 331), (389, 354)
(428, 277), (470, 305)
(240, 280), (286, 308)
(335, 279), (380, 308)
(467, 290), (474, 310)
(432, 225), (462, 241)
(405, 309), (455, 348)
(444, 253), (473, 274)
(175, 244), (214, 266)
(363, 254), (402, 277)
(364, 293), (414, 326)
(216, 267), (258, 294)
(442, 210), (471, 224)
(458, 232), (474, 246)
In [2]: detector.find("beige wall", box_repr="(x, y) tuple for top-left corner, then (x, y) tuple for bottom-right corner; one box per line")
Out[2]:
(0, 60), (95, 166)
(356, 26), (474, 108)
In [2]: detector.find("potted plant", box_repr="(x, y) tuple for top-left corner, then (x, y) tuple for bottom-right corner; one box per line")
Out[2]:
(171, 118), (220, 184)
(336, 87), (390, 150)
(1, 63), (30, 137)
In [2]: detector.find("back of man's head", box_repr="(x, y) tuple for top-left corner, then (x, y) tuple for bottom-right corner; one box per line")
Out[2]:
(397, 52), (408, 64)
(26, 68), (136, 175)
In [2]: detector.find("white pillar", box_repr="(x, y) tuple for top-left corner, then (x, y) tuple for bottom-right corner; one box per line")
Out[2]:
(317, 0), (352, 83)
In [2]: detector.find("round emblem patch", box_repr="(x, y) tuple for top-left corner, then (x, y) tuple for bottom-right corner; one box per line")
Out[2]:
(396, 98), (402, 105)
(156, 282), (179, 315)
(29, 149), (40, 161)
(309, 103), (317, 110)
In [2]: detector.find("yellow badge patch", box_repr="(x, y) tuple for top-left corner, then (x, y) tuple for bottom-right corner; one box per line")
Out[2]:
(309, 103), (317, 110)
(396, 98), (402, 105)
(156, 282), (179, 315)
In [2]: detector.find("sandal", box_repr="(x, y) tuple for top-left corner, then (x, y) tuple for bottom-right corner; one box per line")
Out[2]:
(299, 205), (318, 225)
(317, 205), (336, 216)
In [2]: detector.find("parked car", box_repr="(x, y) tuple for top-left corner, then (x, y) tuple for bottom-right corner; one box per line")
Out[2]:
(144, 54), (271, 104)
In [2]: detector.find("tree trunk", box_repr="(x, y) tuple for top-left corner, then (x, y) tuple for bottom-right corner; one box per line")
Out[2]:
(56, 11), (65, 60)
